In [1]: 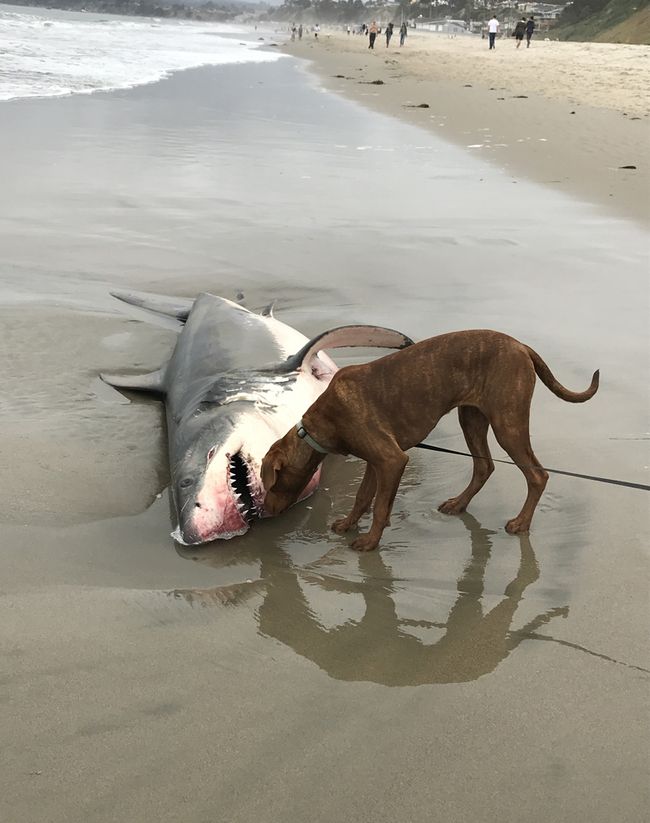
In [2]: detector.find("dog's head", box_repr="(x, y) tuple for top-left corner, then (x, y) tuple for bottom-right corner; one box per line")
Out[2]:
(261, 428), (323, 516)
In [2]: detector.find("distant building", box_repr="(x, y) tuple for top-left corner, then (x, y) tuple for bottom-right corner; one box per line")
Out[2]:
(515, 2), (567, 20)
(419, 18), (469, 34)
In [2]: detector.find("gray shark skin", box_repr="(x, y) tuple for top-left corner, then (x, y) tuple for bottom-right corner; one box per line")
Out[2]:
(101, 292), (413, 545)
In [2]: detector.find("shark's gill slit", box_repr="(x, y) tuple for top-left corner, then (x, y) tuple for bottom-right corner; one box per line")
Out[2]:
(229, 452), (257, 521)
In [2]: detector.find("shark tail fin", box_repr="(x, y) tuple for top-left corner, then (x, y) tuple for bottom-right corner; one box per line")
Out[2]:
(110, 290), (194, 322)
(100, 368), (166, 395)
(279, 325), (415, 377)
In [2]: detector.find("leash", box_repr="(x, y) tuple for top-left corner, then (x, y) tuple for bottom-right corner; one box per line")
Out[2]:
(295, 419), (649, 491)
(414, 442), (650, 492)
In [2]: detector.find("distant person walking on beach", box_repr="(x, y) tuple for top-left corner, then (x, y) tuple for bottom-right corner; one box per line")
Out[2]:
(487, 16), (499, 49)
(368, 21), (378, 49)
(399, 21), (407, 46)
(314, 24), (320, 39)
(385, 21), (394, 47)
(298, 24), (303, 40)
(526, 17), (536, 47)
(513, 17), (526, 48)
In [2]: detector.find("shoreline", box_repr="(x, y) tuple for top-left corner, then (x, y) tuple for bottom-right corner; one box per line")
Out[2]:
(285, 31), (650, 226)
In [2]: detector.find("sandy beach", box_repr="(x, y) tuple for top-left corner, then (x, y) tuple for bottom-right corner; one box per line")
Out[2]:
(1, 16), (649, 823)
(286, 30), (650, 225)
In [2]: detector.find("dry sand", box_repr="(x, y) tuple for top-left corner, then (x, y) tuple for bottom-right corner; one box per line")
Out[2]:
(286, 31), (650, 224)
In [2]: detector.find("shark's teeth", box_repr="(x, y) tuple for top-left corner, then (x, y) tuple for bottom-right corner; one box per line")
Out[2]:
(228, 451), (259, 523)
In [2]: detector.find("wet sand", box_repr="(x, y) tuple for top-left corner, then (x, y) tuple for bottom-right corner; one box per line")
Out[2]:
(285, 31), (650, 226)
(1, 59), (649, 822)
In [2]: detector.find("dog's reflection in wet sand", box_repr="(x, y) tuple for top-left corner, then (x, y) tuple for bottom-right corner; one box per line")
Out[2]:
(172, 513), (568, 686)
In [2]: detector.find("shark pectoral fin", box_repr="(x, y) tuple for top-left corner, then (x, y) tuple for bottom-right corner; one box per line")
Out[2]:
(100, 368), (166, 395)
(282, 325), (415, 374)
(110, 290), (194, 322)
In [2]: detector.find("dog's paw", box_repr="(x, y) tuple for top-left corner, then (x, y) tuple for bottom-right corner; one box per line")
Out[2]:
(331, 517), (353, 534)
(505, 517), (530, 535)
(351, 533), (380, 552)
(438, 497), (467, 515)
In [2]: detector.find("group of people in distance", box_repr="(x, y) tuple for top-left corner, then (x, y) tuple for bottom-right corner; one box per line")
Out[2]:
(289, 23), (321, 40)
(361, 18), (536, 51)
(364, 21), (408, 49)
(487, 15), (536, 49)
(289, 18), (536, 51)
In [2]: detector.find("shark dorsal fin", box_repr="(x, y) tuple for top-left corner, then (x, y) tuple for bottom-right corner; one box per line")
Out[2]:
(277, 325), (414, 375)
(100, 368), (166, 395)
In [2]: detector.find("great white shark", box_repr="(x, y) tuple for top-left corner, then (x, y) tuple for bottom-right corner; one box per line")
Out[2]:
(101, 291), (413, 545)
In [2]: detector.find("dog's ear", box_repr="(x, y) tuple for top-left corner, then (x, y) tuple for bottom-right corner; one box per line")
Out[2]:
(261, 451), (283, 492)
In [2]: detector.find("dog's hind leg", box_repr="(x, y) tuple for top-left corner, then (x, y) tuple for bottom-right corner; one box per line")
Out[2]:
(332, 463), (377, 534)
(438, 406), (494, 515)
(490, 414), (548, 534)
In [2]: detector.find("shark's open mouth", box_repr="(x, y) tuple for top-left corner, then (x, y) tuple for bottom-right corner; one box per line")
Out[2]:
(228, 452), (259, 524)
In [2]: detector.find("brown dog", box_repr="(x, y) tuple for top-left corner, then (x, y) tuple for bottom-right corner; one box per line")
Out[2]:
(261, 330), (599, 551)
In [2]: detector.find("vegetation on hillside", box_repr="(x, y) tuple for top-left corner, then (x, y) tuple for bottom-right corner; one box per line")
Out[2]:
(268, 0), (481, 24)
(595, 2), (650, 42)
(9, 0), (257, 21)
(268, 0), (385, 23)
(554, 0), (650, 43)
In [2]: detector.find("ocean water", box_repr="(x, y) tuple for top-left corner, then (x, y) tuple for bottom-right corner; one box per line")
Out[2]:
(0, 3), (281, 101)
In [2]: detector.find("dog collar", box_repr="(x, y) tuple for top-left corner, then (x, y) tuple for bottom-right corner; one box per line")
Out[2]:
(296, 420), (330, 454)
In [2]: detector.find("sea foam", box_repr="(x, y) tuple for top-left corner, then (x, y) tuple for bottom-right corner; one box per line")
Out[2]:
(0, 5), (281, 102)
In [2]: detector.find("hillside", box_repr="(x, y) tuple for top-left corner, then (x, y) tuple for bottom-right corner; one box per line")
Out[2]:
(7, 0), (258, 19)
(596, 3), (650, 43)
(554, 0), (650, 44)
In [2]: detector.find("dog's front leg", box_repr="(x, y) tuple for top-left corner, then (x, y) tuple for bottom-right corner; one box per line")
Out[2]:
(352, 452), (408, 552)
(332, 463), (376, 534)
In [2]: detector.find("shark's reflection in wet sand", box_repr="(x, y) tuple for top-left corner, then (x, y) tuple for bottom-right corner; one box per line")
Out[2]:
(173, 512), (572, 686)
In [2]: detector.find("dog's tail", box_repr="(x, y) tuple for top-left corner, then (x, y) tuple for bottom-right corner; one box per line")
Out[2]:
(526, 347), (599, 403)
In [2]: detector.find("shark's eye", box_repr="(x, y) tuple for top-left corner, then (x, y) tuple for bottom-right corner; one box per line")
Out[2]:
(207, 447), (216, 461)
